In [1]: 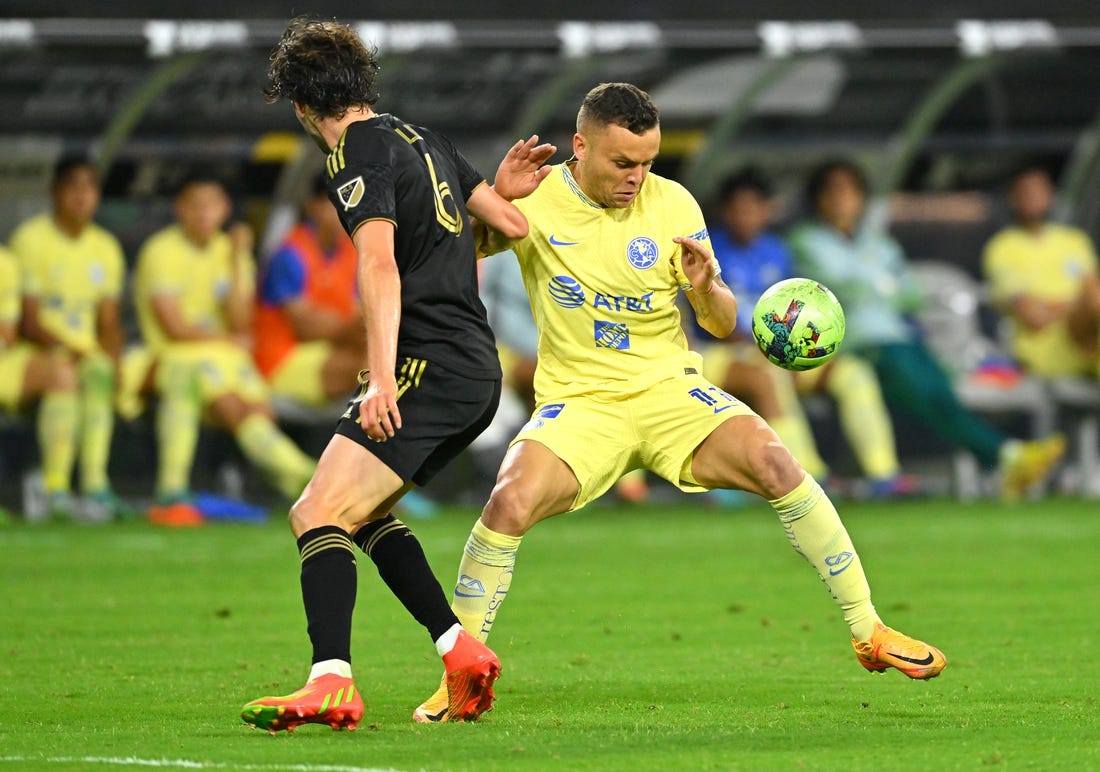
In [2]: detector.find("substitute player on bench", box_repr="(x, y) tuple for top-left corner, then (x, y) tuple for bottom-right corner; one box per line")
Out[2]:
(9, 156), (129, 520)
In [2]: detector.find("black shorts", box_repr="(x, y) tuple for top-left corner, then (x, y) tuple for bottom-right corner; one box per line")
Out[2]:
(334, 357), (501, 486)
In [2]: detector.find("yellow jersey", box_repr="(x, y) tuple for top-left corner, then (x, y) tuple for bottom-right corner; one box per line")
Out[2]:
(134, 225), (255, 352)
(983, 223), (1099, 376)
(504, 162), (714, 401)
(8, 213), (125, 354)
(0, 247), (19, 329)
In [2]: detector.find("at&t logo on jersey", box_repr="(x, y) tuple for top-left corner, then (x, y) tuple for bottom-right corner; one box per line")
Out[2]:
(594, 292), (653, 313)
(548, 275), (585, 308)
(626, 236), (659, 269)
(548, 275), (654, 315)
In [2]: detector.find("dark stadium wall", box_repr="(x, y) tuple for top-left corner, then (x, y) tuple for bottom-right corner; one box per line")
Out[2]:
(6, 0), (1097, 20)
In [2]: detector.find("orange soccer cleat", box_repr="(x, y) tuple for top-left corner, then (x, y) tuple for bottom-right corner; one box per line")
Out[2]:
(241, 673), (363, 733)
(413, 630), (501, 723)
(852, 622), (947, 680)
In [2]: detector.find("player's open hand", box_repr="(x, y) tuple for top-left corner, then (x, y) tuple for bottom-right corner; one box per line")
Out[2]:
(358, 375), (403, 442)
(672, 236), (718, 294)
(493, 135), (557, 201)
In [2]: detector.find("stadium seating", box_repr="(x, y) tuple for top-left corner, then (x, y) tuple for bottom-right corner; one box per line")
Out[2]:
(1046, 378), (1100, 498)
(911, 261), (1056, 497)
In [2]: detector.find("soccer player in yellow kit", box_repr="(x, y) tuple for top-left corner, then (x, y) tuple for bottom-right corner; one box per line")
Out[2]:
(9, 156), (128, 519)
(0, 245), (80, 517)
(416, 83), (946, 721)
(131, 171), (315, 504)
(983, 164), (1100, 378)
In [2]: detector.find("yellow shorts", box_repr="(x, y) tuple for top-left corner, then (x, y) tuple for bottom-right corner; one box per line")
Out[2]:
(0, 342), (35, 412)
(160, 341), (269, 404)
(512, 370), (756, 511)
(268, 341), (332, 406)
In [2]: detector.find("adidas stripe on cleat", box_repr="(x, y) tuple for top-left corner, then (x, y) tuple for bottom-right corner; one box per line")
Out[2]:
(241, 673), (363, 733)
(852, 622), (947, 680)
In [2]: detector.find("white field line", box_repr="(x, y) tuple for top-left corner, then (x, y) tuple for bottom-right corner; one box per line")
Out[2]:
(0, 757), (410, 772)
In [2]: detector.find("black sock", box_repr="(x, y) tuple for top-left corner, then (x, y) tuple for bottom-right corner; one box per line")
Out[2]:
(353, 514), (459, 642)
(297, 525), (357, 665)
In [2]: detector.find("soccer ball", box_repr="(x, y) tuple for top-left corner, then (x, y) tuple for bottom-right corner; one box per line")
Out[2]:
(751, 278), (845, 371)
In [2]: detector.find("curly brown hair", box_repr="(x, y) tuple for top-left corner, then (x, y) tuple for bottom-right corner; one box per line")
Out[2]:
(577, 83), (659, 135)
(264, 17), (380, 119)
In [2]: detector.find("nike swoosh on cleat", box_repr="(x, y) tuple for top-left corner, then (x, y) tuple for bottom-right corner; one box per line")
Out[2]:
(548, 234), (579, 246)
(891, 651), (936, 666)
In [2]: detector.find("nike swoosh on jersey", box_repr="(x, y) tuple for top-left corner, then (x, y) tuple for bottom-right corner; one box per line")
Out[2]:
(548, 234), (580, 246)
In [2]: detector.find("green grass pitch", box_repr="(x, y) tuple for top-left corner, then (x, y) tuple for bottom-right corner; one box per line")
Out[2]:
(1, 497), (1098, 771)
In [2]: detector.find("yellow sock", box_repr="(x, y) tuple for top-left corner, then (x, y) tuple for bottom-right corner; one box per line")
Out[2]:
(155, 361), (201, 498)
(78, 354), (114, 494)
(826, 356), (900, 480)
(769, 474), (879, 641)
(233, 413), (315, 499)
(38, 389), (78, 494)
(769, 368), (829, 478)
(451, 519), (523, 642)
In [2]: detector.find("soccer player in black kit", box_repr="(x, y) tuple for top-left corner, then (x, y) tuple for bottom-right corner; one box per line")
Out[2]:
(242, 17), (535, 732)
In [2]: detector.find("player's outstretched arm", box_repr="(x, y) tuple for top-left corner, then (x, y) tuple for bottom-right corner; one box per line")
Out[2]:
(467, 184), (528, 240)
(352, 219), (402, 442)
(673, 236), (738, 339)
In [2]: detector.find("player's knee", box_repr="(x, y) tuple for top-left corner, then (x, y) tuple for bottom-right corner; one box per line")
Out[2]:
(482, 482), (538, 536)
(288, 484), (346, 537)
(746, 439), (803, 500)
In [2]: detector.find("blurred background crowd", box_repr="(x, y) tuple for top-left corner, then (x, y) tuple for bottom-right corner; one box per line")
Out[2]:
(3, 0), (1100, 521)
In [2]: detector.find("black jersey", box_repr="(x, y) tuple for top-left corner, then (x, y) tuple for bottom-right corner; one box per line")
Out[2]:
(325, 113), (501, 380)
